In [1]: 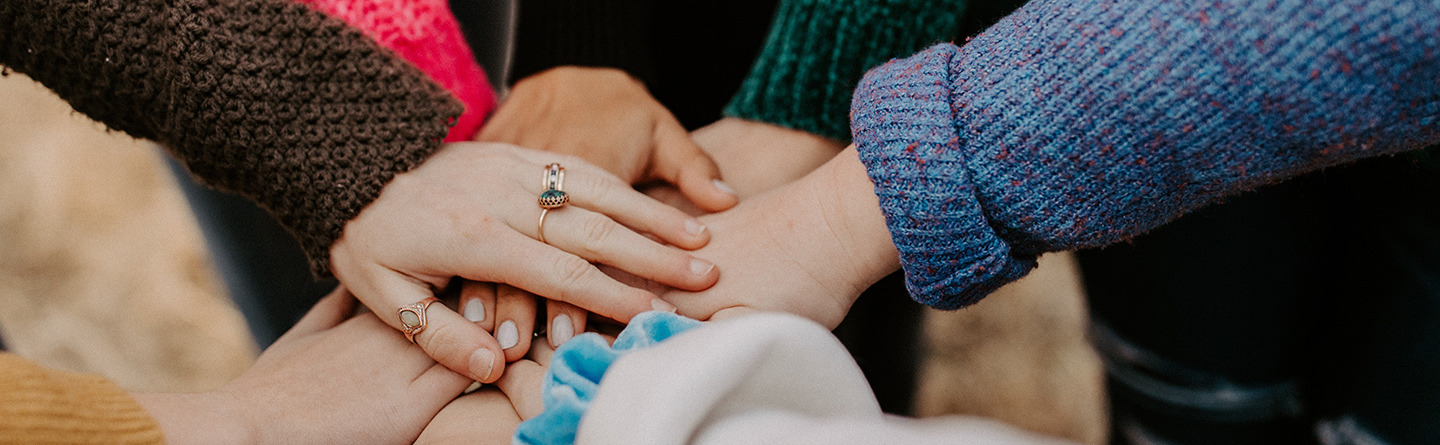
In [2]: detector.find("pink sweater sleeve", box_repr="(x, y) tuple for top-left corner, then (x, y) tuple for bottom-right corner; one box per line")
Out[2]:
(297, 0), (497, 141)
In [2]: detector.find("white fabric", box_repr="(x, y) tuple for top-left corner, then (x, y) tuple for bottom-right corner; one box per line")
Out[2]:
(577, 312), (1075, 445)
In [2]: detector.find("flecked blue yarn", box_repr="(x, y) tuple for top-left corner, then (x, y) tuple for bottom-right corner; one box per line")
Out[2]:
(512, 311), (702, 445)
(851, 0), (1440, 310)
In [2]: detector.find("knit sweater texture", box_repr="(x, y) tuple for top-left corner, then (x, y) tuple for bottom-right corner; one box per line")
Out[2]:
(0, 0), (462, 276)
(297, 0), (496, 141)
(726, 0), (968, 141)
(851, 0), (1440, 309)
(0, 353), (163, 444)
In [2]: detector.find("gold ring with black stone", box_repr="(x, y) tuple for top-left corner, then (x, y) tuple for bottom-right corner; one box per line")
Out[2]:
(537, 163), (568, 243)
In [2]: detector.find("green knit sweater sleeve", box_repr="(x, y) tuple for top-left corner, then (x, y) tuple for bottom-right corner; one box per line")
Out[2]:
(723, 0), (968, 141)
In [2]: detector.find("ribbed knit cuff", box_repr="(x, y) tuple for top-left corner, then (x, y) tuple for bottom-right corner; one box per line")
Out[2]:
(509, 0), (656, 85)
(724, 0), (967, 142)
(850, 44), (1035, 309)
(0, 354), (164, 444)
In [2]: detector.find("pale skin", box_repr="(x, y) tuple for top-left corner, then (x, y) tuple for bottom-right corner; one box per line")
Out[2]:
(415, 338), (561, 444)
(463, 66), (748, 357)
(412, 150), (895, 441)
(662, 147), (901, 328)
(612, 147), (901, 328)
(411, 72), (896, 440)
(134, 288), (473, 445)
(469, 63), (881, 340)
(328, 142), (719, 383)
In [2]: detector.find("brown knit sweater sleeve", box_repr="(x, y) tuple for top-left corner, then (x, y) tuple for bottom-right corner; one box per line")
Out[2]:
(0, 0), (463, 275)
(0, 353), (164, 444)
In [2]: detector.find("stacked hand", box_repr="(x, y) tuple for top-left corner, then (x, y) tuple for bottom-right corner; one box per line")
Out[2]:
(328, 142), (719, 383)
(307, 65), (897, 443)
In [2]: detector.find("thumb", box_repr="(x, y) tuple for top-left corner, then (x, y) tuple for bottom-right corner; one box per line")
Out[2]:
(650, 121), (739, 212)
(279, 286), (357, 340)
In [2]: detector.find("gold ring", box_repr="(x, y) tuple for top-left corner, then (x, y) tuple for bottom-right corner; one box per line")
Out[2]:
(537, 163), (568, 244)
(398, 297), (440, 344)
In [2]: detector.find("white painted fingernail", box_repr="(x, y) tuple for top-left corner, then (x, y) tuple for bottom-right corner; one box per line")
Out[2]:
(463, 381), (484, 394)
(550, 315), (574, 347)
(468, 348), (495, 381)
(690, 258), (715, 276)
(497, 321), (519, 350)
(463, 299), (486, 322)
(651, 299), (677, 313)
(713, 179), (736, 195)
(685, 219), (707, 236)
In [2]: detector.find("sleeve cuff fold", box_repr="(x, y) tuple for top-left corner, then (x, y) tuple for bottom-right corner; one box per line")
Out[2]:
(850, 44), (1035, 309)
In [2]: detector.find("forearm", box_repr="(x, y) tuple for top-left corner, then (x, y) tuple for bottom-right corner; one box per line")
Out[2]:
(0, 0), (461, 275)
(725, 0), (969, 141)
(133, 393), (252, 445)
(852, 0), (1440, 307)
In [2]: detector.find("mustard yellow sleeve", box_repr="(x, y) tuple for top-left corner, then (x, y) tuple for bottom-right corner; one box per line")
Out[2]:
(0, 353), (164, 444)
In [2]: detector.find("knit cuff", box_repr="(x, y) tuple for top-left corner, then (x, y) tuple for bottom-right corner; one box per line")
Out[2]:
(513, 312), (702, 445)
(850, 44), (1035, 309)
(724, 0), (968, 142)
(0, 354), (164, 444)
(508, 0), (656, 85)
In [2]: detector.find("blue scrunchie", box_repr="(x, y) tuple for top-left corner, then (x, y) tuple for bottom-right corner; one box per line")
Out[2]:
(512, 311), (701, 445)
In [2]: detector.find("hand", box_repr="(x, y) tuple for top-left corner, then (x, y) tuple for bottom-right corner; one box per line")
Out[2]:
(661, 147), (900, 328)
(457, 282), (589, 362)
(415, 341), (556, 444)
(136, 288), (473, 444)
(479, 66), (737, 212)
(690, 117), (847, 199)
(329, 142), (719, 382)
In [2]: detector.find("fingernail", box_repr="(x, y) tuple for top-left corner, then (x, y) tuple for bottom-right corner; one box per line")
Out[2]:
(550, 314), (574, 347)
(468, 348), (495, 381)
(651, 298), (677, 313)
(713, 179), (736, 195)
(690, 258), (715, 276)
(685, 219), (707, 236)
(463, 298), (486, 323)
(497, 321), (519, 350)
(463, 381), (484, 394)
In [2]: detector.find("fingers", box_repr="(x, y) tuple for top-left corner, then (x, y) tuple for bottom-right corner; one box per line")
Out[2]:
(650, 121), (738, 213)
(526, 337), (556, 367)
(508, 148), (710, 250)
(475, 230), (670, 324)
(494, 285), (537, 362)
(369, 271), (507, 383)
(545, 300), (587, 349)
(494, 359), (549, 420)
(707, 306), (762, 322)
(460, 281), (496, 331)
(413, 389), (521, 445)
(410, 362), (475, 402)
(280, 286), (356, 340)
(534, 206), (719, 291)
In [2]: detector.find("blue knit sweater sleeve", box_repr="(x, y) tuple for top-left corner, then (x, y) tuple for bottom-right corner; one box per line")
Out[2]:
(850, 0), (1440, 309)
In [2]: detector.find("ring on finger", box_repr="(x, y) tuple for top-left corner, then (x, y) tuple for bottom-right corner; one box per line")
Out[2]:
(537, 163), (569, 244)
(398, 297), (440, 344)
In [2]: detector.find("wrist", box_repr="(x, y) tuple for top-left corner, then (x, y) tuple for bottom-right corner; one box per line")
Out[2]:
(695, 117), (846, 198)
(806, 146), (900, 294)
(134, 391), (256, 445)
